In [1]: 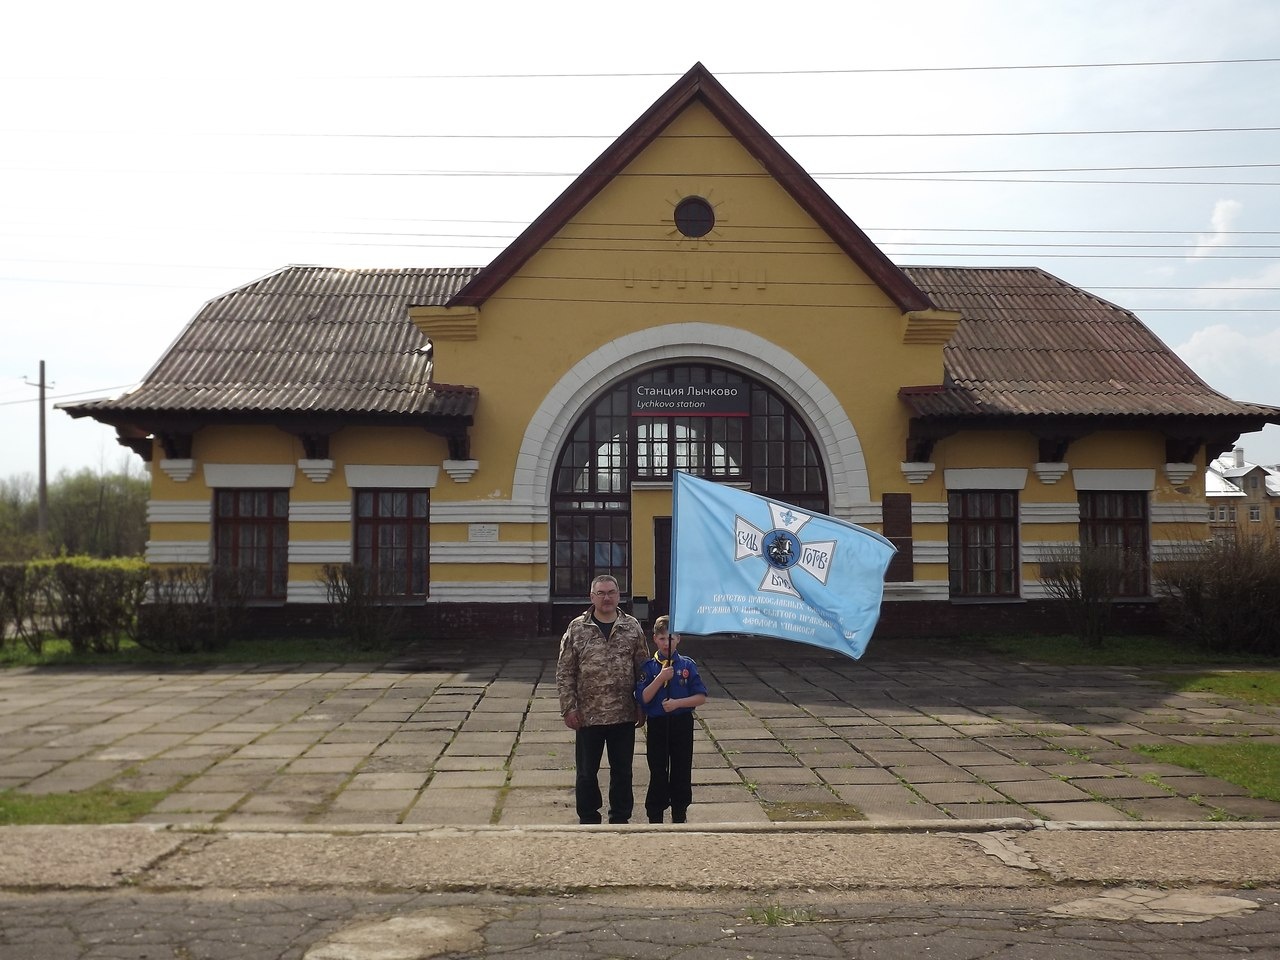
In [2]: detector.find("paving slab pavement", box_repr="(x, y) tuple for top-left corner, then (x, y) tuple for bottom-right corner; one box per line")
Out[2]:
(3, 635), (1279, 828)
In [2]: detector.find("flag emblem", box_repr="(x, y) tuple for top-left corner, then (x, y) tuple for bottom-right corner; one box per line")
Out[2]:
(671, 471), (897, 660)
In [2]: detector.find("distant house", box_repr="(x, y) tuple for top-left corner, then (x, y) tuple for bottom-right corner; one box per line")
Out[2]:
(1207, 448), (1280, 541)
(63, 64), (1280, 640)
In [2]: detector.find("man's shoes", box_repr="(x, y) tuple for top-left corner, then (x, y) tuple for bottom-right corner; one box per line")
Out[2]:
(648, 814), (663, 823)
(672, 810), (687, 823)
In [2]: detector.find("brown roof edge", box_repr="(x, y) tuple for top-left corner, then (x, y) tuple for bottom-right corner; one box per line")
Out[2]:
(447, 63), (934, 314)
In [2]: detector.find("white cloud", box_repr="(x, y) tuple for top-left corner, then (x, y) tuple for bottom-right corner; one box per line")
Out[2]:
(1188, 199), (1243, 260)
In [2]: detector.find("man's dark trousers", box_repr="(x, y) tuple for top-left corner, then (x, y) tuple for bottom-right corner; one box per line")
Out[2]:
(575, 721), (635, 824)
(645, 711), (694, 821)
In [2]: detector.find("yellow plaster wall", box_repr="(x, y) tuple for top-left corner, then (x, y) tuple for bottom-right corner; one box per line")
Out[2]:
(427, 102), (934, 503)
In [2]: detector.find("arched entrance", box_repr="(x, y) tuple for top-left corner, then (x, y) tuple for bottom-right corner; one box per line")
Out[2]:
(550, 363), (829, 617)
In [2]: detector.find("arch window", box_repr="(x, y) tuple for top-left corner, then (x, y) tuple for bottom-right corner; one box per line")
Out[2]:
(551, 364), (827, 599)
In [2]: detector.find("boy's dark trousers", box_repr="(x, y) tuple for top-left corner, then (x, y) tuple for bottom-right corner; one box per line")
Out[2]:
(574, 721), (636, 824)
(644, 711), (695, 822)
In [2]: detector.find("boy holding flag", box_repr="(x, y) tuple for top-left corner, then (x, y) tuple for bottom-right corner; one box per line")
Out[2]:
(636, 615), (708, 824)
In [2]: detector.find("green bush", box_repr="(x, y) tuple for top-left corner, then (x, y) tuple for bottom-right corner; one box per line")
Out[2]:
(136, 564), (253, 654)
(38, 558), (148, 654)
(1156, 536), (1280, 656)
(0, 562), (44, 654)
(321, 563), (405, 649)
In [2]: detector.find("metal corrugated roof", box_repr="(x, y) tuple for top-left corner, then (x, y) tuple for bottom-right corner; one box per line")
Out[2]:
(900, 266), (1280, 421)
(68, 266), (480, 419)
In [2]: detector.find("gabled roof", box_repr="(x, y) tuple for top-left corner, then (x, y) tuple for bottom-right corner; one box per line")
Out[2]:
(446, 63), (934, 314)
(899, 266), (1280, 425)
(63, 266), (480, 424)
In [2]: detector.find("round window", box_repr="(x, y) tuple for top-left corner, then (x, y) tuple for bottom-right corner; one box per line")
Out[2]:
(673, 196), (715, 238)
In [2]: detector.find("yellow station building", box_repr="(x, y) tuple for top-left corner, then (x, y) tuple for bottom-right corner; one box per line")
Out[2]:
(66, 64), (1280, 639)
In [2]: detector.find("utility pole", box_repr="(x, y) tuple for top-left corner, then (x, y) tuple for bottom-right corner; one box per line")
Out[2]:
(24, 361), (49, 545)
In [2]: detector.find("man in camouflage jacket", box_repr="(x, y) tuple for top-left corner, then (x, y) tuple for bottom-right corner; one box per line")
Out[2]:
(556, 574), (649, 824)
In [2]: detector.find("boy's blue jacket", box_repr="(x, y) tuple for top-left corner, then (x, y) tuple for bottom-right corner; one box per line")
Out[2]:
(636, 651), (708, 718)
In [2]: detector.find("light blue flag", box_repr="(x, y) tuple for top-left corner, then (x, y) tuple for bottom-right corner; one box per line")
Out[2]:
(670, 471), (897, 660)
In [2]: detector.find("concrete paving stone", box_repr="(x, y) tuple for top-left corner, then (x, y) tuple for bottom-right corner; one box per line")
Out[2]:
(225, 794), (323, 817)
(287, 757), (366, 774)
(725, 751), (803, 768)
(0, 761), (58, 778)
(305, 742), (377, 758)
(1200, 796), (1280, 819)
(185, 730), (265, 747)
(1027, 799), (1132, 821)
(508, 752), (575, 771)
(1085, 748), (1159, 764)
(458, 715), (525, 733)
(754, 782), (842, 804)
(182, 773), (275, 793)
(402, 793), (498, 825)
(444, 733), (518, 755)
(1071, 777), (1173, 800)
(1154, 775), (1252, 797)
(1118, 796), (1213, 821)
(371, 740), (448, 757)
(995, 779), (1094, 803)
(904, 728), (967, 741)
(814, 766), (901, 785)
(830, 784), (944, 819)
(941, 802), (1032, 820)
(855, 748), (933, 767)
(714, 738), (790, 753)
(1037, 762), (1126, 779)
(428, 769), (508, 788)
(703, 728), (779, 743)
(508, 769), (575, 788)
(434, 755), (506, 771)
(260, 773), (347, 794)
(914, 781), (1007, 804)
(933, 751), (1013, 767)
(691, 801), (772, 823)
(692, 768), (748, 785)
(886, 764), (979, 784)
(328, 788), (419, 812)
(231, 742), (310, 760)
(688, 783), (757, 802)
(346, 772), (429, 790)
(19, 776), (114, 795)
(737, 765), (820, 785)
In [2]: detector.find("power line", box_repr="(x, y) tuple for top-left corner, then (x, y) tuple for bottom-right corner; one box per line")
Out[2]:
(6, 56), (1279, 82)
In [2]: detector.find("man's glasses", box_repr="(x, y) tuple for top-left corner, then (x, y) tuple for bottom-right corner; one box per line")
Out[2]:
(592, 589), (619, 597)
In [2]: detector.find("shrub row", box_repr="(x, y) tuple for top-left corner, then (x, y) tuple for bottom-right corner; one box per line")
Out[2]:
(1156, 536), (1280, 656)
(0, 558), (148, 655)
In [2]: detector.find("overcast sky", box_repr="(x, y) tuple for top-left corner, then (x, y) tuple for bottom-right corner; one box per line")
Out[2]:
(4, 0), (1280, 482)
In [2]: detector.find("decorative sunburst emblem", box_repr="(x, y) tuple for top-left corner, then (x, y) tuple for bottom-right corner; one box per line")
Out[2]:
(734, 501), (836, 598)
(664, 190), (724, 250)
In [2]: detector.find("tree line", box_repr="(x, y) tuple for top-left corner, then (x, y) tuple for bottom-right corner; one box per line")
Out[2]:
(0, 463), (148, 560)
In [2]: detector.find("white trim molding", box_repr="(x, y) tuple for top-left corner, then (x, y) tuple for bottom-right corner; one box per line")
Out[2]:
(288, 540), (351, 564)
(944, 468), (1028, 490)
(344, 465), (440, 489)
(883, 581), (950, 601)
(442, 459), (480, 483)
(427, 581), (550, 602)
(912, 541), (948, 564)
(900, 462), (936, 484)
(509, 323), (872, 514)
(159, 459), (196, 483)
(147, 500), (211, 523)
(1033, 462), (1069, 484)
(298, 459), (335, 483)
(204, 464), (296, 488)
(1021, 502), (1080, 524)
(431, 500), (546, 524)
(145, 540), (211, 564)
(287, 581), (329, 603)
(290, 501), (352, 523)
(911, 502), (949, 524)
(1151, 503), (1213, 524)
(432, 541), (548, 564)
(1072, 468), (1155, 491)
(1164, 462), (1198, 485)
